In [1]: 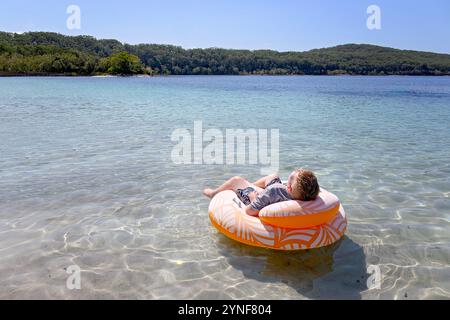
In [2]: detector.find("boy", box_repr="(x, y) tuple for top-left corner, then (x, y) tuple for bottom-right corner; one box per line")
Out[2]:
(203, 169), (320, 217)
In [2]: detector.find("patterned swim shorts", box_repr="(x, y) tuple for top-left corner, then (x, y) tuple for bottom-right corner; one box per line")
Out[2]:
(236, 177), (282, 205)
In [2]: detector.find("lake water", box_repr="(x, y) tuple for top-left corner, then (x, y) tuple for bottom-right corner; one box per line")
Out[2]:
(0, 76), (449, 300)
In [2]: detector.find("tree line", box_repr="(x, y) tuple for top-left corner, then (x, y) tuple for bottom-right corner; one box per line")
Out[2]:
(1, 31), (450, 76)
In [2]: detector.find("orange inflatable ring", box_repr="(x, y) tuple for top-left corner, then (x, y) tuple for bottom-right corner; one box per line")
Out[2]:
(208, 189), (347, 250)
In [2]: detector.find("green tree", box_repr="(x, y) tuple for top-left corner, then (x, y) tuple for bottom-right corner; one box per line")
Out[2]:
(103, 51), (144, 75)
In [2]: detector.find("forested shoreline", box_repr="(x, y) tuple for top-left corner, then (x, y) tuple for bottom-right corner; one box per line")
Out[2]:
(1, 31), (450, 76)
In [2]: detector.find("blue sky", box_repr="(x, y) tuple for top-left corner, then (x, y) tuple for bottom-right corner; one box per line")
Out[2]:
(1, 0), (449, 53)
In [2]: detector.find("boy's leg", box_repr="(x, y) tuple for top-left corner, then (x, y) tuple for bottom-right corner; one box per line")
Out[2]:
(253, 173), (280, 189)
(203, 176), (261, 198)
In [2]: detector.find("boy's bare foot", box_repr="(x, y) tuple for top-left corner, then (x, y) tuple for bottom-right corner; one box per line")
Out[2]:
(202, 188), (215, 198)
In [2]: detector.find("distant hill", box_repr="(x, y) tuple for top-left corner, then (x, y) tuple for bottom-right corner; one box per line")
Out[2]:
(1, 31), (450, 76)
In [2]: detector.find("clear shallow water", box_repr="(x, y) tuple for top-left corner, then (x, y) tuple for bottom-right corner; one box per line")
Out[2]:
(0, 76), (449, 300)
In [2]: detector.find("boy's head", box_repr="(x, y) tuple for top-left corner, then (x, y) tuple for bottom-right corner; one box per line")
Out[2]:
(287, 169), (320, 201)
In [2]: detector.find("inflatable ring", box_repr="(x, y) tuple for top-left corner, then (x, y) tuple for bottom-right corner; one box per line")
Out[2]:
(208, 189), (347, 250)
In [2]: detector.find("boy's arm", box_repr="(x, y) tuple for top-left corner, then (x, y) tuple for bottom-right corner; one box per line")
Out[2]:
(253, 173), (279, 189)
(244, 189), (271, 217)
(245, 190), (260, 216)
(245, 205), (260, 217)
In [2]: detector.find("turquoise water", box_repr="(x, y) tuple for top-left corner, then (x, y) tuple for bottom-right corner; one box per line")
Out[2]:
(0, 76), (449, 299)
